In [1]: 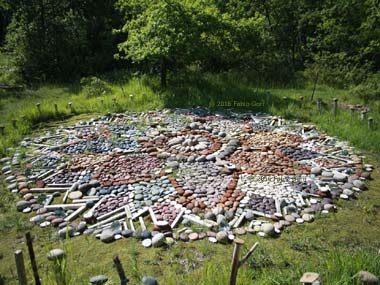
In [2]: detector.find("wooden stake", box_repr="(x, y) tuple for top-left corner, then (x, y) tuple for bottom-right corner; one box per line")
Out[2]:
(36, 103), (41, 114)
(139, 216), (146, 231)
(25, 232), (41, 285)
(112, 254), (128, 285)
(229, 239), (260, 285)
(368, 117), (373, 130)
(170, 209), (185, 229)
(333, 98), (338, 117)
(361, 110), (367, 121)
(54, 104), (58, 113)
(12, 119), (17, 128)
(316, 98), (322, 115)
(0, 126), (4, 135)
(229, 238), (244, 285)
(14, 250), (27, 285)
(149, 207), (158, 224)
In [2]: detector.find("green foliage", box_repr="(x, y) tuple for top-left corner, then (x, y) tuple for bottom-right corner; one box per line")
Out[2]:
(350, 73), (380, 102)
(80, 76), (111, 98)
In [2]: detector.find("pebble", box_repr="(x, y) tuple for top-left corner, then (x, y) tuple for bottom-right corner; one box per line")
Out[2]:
(47, 249), (65, 261)
(261, 223), (275, 236)
(90, 275), (108, 284)
(152, 233), (165, 247)
(357, 271), (379, 284)
(100, 229), (114, 243)
(142, 276), (159, 285)
(216, 231), (229, 244)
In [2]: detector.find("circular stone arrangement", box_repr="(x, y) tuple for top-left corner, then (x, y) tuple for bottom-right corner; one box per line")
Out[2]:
(0, 109), (374, 247)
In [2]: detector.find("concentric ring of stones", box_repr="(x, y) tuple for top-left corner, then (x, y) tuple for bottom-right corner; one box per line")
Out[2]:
(0, 109), (374, 245)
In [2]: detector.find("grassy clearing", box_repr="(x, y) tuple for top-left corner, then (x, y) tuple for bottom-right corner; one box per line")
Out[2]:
(1, 71), (380, 284)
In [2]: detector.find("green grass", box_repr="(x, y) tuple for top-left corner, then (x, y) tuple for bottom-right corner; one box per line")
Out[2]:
(1, 70), (380, 284)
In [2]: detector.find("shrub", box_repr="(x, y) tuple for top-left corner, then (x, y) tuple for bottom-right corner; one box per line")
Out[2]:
(349, 73), (380, 102)
(80, 76), (111, 97)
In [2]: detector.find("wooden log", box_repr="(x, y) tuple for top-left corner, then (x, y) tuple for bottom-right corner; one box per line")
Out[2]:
(97, 205), (128, 222)
(30, 187), (69, 193)
(14, 250), (27, 285)
(229, 238), (244, 285)
(64, 205), (86, 222)
(89, 211), (127, 229)
(25, 232), (41, 285)
(45, 203), (85, 210)
(251, 210), (272, 219)
(47, 183), (73, 188)
(72, 198), (99, 204)
(333, 98), (338, 117)
(170, 209), (185, 229)
(123, 221), (128, 230)
(113, 254), (128, 285)
(183, 214), (214, 228)
(233, 212), (246, 228)
(228, 217), (239, 227)
(37, 169), (55, 180)
(139, 216), (146, 231)
(131, 207), (149, 220)
(239, 242), (259, 267)
(63, 182), (78, 204)
(149, 207), (158, 224)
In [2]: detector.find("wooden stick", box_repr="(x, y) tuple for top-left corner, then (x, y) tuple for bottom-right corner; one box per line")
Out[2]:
(14, 250), (27, 285)
(149, 207), (158, 224)
(139, 216), (146, 230)
(170, 209), (185, 229)
(233, 212), (246, 228)
(64, 205), (86, 222)
(25, 232), (41, 285)
(239, 242), (259, 267)
(229, 238), (244, 285)
(30, 187), (69, 193)
(37, 169), (55, 180)
(72, 198), (99, 204)
(45, 203), (85, 210)
(47, 183), (73, 188)
(89, 212), (127, 229)
(183, 214), (215, 228)
(97, 205), (129, 222)
(113, 254), (128, 285)
(125, 206), (135, 231)
(131, 207), (149, 220)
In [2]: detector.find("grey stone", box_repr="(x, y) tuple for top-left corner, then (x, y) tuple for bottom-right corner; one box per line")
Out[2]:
(90, 275), (108, 284)
(357, 271), (379, 284)
(216, 214), (227, 226)
(245, 210), (255, 221)
(261, 223), (275, 236)
(302, 214), (314, 223)
(47, 249), (65, 261)
(353, 180), (365, 190)
(311, 167), (322, 175)
(152, 233), (165, 247)
(16, 201), (30, 212)
(204, 212), (216, 221)
(142, 276), (158, 285)
(216, 231), (229, 244)
(333, 172), (347, 182)
(100, 229), (114, 243)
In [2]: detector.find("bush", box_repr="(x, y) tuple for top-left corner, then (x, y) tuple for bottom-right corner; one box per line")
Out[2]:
(349, 73), (380, 102)
(304, 52), (371, 89)
(80, 76), (111, 97)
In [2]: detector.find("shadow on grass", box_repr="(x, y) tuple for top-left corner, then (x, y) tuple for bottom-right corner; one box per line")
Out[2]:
(157, 71), (299, 113)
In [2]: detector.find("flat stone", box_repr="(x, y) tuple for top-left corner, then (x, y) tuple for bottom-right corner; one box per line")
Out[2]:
(90, 275), (108, 284)
(142, 239), (152, 248)
(333, 172), (347, 182)
(353, 180), (365, 190)
(284, 215), (295, 223)
(261, 223), (275, 236)
(302, 214), (314, 222)
(142, 276), (158, 285)
(357, 271), (379, 284)
(16, 201), (30, 212)
(152, 233), (165, 247)
(100, 229), (114, 243)
(311, 167), (322, 175)
(47, 249), (65, 261)
(216, 231), (229, 244)
(68, 191), (83, 200)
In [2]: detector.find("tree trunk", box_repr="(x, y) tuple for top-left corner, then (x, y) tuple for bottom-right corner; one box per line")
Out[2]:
(160, 59), (167, 88)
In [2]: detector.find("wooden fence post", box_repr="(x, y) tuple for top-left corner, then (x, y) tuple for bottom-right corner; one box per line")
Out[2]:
(36, 103), (41, 114)
(14, 250), (27, 285)
(0, 125), (4, 135)
(333, 98), (338, 117)
(12, 119), (17, 128)
(54, 104), (58, 113)
(299, 96), (304, 108)
(113, 254), (128, 285)
(361, 111), (367, 121)
(368, 117), (373, 130)
(25, 232), (41, 285)
(229, 239), (260, 285)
